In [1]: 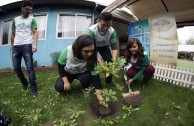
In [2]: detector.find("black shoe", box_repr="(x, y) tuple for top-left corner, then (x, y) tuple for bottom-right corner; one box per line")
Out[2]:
(32, 89), (38, 97)
(23, 85), (29, 91)
(106, 82), (116, 87)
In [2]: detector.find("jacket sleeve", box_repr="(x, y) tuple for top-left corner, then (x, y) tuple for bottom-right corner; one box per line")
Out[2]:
(57, 47), (68, 77)
(58, 47), (68, 65)
(131, 55), (150, 81)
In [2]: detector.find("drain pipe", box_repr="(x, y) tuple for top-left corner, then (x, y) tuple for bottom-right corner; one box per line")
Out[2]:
(91, 3), (98, 25)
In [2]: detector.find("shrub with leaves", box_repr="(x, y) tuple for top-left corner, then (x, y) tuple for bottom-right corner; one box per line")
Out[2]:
(100, 89), (117, 107)
(95, 57), (126, 78)
(50, 51), (61, 66)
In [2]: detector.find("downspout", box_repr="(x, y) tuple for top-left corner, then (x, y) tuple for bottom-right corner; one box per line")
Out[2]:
(91, 3), (98, 25)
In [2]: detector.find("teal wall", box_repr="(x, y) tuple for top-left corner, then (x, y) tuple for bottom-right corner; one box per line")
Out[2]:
(0, 6), (97, 69)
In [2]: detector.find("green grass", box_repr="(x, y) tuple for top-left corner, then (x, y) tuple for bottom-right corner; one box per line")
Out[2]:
(177, 59), (194, 70)
(0, 70), (194, 126)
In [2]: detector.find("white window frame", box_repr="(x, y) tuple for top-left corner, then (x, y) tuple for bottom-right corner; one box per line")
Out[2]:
(0, 19), (13, 46)
(56, 12), (91, 39)
(33, 13), (48, 40)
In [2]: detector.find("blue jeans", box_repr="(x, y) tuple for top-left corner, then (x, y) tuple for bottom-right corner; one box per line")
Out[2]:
(12, 44), (37, 90)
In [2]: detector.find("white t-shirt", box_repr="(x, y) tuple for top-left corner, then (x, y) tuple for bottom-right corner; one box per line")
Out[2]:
(12, 15), (37, 45)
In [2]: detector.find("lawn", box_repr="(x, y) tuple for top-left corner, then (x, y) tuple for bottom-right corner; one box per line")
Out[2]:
(177, 59), (194, 70)
(0, 70), (194, 126)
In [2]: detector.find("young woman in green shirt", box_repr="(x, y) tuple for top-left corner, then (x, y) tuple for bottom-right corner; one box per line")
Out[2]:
(55, 35), (104, 103)
(125, 38), (155, 91)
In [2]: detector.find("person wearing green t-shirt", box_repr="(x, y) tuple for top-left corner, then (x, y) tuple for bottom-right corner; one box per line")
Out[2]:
(86, 12), (118, 87)
(55, 35), (104, 104)
(10, 0), (38, 97)
(125, 38), (155, 91)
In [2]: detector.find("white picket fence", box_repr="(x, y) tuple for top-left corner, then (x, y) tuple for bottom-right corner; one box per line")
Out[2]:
(151, 63), (194, 89)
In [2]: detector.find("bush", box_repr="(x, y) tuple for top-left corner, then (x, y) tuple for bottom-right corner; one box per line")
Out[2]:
(50, 52), (61, 66)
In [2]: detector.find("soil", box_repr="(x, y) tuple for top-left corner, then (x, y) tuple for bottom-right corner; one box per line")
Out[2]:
(90, 100), (121, 117)
(123, 94), (141, 106)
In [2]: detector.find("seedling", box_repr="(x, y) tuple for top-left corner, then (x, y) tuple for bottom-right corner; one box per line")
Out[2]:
(95, 57), (126, 78)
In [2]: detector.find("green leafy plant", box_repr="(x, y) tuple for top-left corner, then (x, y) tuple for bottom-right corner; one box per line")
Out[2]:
(100, 89), (117, 108)
(50, 51), (61, 66)
(93, 117), (120, 126)
(122, 105), (140, 122)
(164, 102), (181, 119)
(85, 86), (94, 93)
(53, 109), (85, 126)
(33, 60), (38, 68)
(95, 57), (126, 78)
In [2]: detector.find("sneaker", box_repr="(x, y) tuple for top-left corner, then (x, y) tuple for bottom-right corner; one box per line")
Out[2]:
(82, 89), (90, 98)
(23, 85), (29, 91)
(32, 90), (38, 97)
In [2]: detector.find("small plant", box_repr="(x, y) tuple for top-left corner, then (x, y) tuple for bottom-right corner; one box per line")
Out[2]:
(50, 51), (61, 66)
(163, 102), (181, 119)
(33, 60), (38, 68)
(95, 57), (126, 78)
(85, 86), (94, 93)
(53, 109), (85, 126)
(122, 105), (140, 122)
(93, 117), (120, 126)
(100, 89), (117, 108)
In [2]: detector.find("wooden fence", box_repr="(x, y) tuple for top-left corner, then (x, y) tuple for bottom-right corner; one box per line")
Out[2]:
(151, 63), (194, 89)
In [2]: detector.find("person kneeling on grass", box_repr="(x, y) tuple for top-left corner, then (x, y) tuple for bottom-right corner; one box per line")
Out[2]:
(125, 38), (155, 91)
(54, 35), (104, 103)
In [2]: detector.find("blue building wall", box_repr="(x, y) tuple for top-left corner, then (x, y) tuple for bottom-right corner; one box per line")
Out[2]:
(0, 6), (96, 69)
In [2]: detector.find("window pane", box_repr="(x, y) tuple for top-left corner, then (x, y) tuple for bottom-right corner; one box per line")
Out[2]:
(2, 20), (12, 45)
(34, 14), (47, 39)
(58, 14), (75, 38)
(76, 15), (91, 37)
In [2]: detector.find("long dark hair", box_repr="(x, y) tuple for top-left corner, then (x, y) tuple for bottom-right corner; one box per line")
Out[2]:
(72, 35), (97, 70)
(125, 38), (145, 64)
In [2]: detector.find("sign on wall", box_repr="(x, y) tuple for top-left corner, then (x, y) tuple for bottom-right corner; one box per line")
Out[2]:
(149, 13), (178, 66)
(129, 19), (150, 54)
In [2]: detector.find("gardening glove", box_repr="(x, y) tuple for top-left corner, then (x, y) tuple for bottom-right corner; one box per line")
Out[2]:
(127, 79), (133, 85)
(123, 63), (132, 71)
(99, 99), (106, 106)
(95, 89), (106, 106)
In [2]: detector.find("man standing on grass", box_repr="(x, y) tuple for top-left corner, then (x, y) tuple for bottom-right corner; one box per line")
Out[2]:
(11, 0), (38, 97)
(87, 12), (118, 87)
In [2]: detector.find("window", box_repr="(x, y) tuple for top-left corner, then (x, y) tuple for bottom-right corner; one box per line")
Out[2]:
(57, 13), (91, 38)
(33, 13), (47, 40)
(0, 19), (12, 45)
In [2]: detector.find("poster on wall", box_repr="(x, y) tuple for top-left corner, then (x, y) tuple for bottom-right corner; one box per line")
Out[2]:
(129, 19), (150, 54)
(149, 13), (178, 66)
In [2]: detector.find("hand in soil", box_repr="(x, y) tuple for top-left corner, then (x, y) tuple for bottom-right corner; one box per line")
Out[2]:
(98, 104), (111, 116)
(99, 99), (106, 106)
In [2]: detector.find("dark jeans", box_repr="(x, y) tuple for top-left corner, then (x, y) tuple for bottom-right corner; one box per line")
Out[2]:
(55, 71), (92, 93)
(12, 44), (37, 91)
(97, 46), (112, 83)
(127, 64), (155, 84)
